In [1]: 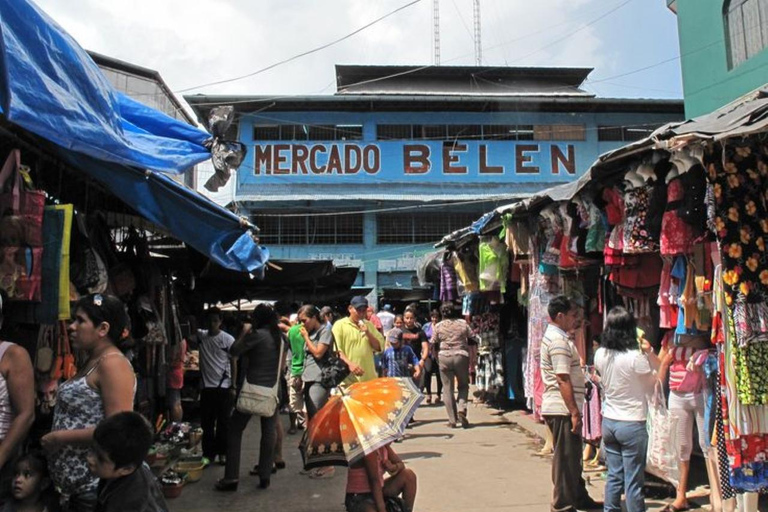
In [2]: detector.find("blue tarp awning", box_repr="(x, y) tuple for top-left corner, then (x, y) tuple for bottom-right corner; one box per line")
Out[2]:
(0, 0), (268, 274)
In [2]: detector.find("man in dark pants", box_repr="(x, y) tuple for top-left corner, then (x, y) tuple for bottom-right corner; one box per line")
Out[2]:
(540, 295), (601, 512)
(197, 308), (236, 466)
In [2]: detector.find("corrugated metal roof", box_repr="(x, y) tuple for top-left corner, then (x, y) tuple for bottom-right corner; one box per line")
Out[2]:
(235, 192), (531, 202)
(334, 64), (594, 96)
(436, 84), (768, 246)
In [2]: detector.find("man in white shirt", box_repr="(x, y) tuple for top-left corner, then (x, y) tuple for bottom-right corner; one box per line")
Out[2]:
(377, 304), (395, 334)
(198, 308), (236, 466)
(540, 295), (600, 512)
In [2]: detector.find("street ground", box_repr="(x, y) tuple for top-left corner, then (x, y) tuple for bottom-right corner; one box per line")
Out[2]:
(170, 395), (710, 512)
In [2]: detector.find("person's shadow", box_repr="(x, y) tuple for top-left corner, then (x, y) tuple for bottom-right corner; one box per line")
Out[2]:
(398, 451), (443, 461)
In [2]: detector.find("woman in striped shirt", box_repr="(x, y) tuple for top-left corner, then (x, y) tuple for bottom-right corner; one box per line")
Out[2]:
(657, 331), (710, 512)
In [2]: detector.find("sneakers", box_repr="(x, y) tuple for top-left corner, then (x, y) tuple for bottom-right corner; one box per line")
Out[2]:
(458, 411), (470, 429)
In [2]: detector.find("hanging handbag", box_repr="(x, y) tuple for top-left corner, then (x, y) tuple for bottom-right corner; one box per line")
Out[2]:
(320, 336), (351, 390)
(35, 325), (54, 374)
(236, 337), (284, 416)
(0, 150), (44, 302)
(60, 320), (77, 380)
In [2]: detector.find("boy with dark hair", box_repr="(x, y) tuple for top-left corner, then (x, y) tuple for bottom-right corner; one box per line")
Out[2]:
(88, 412), (168, 512)
(380, 329), (421, 380)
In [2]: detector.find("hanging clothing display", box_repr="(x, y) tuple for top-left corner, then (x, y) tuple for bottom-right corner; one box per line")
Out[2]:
(478, 236), (509, 293)
(660, 175), (695, 256)
(705, 141), (768, 347)
(439, 257), (458, 302)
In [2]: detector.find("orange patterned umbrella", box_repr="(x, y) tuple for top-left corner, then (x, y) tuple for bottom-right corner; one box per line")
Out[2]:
(299, 377), (423, 469)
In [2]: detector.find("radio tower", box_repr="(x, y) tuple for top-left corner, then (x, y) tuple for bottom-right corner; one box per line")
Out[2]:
(433, 0), (441, 65)
(473, 0), (482, 65)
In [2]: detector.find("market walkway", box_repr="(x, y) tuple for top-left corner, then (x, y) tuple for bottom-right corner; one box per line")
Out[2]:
(169, 398), (699, 512)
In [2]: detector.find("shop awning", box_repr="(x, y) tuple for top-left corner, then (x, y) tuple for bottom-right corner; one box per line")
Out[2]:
(194, 260), (362, 303)
(0, 0), (269, 275)
(57, 148), (269, 275)
(436, 85), (768, 246)
(0, 0), (210, 174)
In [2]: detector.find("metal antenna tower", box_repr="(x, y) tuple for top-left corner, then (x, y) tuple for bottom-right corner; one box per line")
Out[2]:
(433, 0), (441, 65)
(472, 0), (482, 65)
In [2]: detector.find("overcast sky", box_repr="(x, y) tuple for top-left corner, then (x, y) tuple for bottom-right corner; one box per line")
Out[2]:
(37, 0), (683, 105)
(34, 0), (684, 204)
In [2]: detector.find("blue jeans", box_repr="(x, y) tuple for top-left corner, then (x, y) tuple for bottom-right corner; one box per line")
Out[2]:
(602, 418), (648, 512)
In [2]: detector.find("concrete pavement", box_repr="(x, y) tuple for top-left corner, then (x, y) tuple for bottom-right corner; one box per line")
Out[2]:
(168, 398), (706, 512)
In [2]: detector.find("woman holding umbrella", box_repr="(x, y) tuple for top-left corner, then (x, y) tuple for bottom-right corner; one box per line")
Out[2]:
(346, 444), (417, 512)
(300, 377), (422, 512)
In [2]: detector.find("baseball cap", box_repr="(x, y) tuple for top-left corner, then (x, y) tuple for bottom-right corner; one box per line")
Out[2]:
(350, 296), (368, 309)
(387, 328), (403, 344)
(382, 304), (392, 312)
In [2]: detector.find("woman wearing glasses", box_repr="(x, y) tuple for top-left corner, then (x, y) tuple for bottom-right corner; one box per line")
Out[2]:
(42, 294), (136, 512)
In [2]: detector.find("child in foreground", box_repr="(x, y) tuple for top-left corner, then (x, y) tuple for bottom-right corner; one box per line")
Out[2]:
(87, 412), (168, 512)
(2, 452), (58, 512)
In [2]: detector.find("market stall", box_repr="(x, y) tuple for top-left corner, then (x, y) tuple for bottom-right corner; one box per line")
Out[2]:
(0, 0), (273, 480)
(434, 86), (768, 505)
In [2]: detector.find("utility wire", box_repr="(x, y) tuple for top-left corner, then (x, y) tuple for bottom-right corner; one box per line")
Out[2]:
(175, 0), (425, 93)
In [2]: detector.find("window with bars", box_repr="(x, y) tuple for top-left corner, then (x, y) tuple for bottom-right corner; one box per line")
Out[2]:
(377, 213), (480, 244)
(725, 0), (768, 69)
(534, 124), (586, 141)
(377, 124), (561, 141)
(251, 214), (363, 245)
(253, 124), (362, 141)
(377, 125), (412, 140)
(598, 126), (657, 142)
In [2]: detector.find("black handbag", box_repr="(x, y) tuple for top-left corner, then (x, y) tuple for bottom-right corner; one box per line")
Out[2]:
(320, 337), (350, 389)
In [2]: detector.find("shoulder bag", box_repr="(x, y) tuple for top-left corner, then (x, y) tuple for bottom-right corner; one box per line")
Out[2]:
(236, 337), (284, 417)
(320, 332), (351, 390)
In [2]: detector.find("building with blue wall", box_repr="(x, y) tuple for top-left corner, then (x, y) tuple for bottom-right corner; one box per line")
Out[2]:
(187, 65), (683, 303)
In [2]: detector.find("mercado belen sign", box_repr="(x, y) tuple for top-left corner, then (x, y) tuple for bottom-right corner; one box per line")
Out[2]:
(250, 141), (579, 181)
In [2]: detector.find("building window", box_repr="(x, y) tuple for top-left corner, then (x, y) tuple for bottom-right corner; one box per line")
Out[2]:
(253, 125), (279, 140)
(483, 125), (518, 140)
(377, 213), (480, 244)
(377, 125), (412, 139)
(446, 125), (482, 139)
(376, 124), (580, 141)
(725, 0), (768, 69)
(598, 125), (657, 142)
(252, 214), (363, 245)
(253, 124), (362, 141)
(336, 125), (363, 141)
(534, 124), (586, 141)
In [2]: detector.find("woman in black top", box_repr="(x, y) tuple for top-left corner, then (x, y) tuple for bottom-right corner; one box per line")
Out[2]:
(216, 304), (284, 492)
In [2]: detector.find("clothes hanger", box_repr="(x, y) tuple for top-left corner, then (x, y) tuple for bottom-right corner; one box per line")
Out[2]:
(623, 163), (644, 189)
(636, 162), (656, 183)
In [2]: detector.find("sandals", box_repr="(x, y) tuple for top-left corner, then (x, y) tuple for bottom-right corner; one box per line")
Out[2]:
(309, 467), (335, 479)
(661, 504), (691, 512)
(214, 479), (238, 492)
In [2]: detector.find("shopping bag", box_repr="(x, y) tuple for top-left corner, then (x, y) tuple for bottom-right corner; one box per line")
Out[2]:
(646, 383), (680, 486)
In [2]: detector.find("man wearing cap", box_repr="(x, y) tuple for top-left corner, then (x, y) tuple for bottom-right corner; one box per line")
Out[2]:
(377, 304), (396, 334)
(332, 296), (384, 387)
